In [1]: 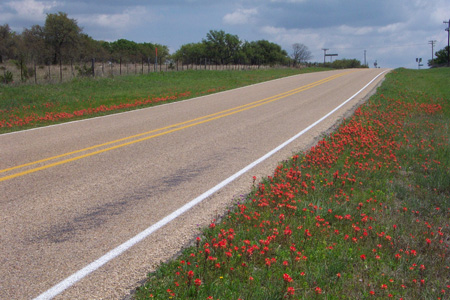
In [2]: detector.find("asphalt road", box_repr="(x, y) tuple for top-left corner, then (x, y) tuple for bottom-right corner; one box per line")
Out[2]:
(0, 68), (389, 299)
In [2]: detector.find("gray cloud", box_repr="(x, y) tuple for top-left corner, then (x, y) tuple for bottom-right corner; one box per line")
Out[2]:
(1, 0), (449, 68)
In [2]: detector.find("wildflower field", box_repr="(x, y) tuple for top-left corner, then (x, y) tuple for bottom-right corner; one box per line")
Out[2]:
(134, 68), (450, 299)
(0, 68), (327, 133)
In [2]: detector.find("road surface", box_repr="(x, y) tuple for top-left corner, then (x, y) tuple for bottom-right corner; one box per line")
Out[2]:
(0, 69), (389, 299)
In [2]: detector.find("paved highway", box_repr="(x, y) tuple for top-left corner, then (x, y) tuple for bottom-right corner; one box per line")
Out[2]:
(0, 69), (389, 299)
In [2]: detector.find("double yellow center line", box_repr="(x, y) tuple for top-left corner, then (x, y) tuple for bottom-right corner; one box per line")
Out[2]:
(0, 71), (354, 182)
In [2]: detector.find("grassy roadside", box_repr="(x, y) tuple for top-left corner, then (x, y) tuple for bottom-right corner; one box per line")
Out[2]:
(0, 68), (329, 133)
(133, 68), (450, 299)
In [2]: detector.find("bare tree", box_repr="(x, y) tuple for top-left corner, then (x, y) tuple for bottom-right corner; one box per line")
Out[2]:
(291, 43), (312, 66)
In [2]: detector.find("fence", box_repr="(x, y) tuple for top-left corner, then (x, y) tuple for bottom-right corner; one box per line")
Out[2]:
(0, 60), (276, 86)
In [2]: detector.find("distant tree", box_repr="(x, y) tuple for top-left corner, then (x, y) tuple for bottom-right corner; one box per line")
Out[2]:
(12, 29), (38, 81)
(138, 42), (157, 63)
(203, 30), (241, 64)
(428, 46), (449, 67)
(330, 58), (363, 69)
(44, 12), (82, 64)
(291, 43), (312, 66)
(76, 34), (109, 62)
(108, 39), (139, 62)
(0, 24), (15, 63)
(242, 40), (289, 66)
(22, 25), (49, 64)
(154, 43), (170, 66)
(172, 42), (206, 65)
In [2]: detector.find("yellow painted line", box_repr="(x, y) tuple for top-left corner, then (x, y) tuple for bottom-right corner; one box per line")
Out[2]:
(0, 70), (355, 182)
(0, 72), (344, 175)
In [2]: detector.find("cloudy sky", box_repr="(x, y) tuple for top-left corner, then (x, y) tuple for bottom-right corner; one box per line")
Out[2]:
(1, 0), (449, 69)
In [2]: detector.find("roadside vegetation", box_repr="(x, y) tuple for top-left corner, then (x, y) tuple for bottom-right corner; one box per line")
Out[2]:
(0, 67), (329, 133)
(133, 68), (450, 299)
(0, 12), (368, 85)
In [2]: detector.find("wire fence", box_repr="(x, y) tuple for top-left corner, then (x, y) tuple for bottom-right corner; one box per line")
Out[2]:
(0, 60), (279, 86)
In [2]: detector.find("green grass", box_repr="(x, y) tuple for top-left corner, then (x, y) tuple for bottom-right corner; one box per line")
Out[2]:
(0, 68), (329, 133)
(133, 68), (450, 299)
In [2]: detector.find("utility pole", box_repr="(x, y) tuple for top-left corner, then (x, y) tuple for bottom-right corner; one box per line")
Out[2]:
(428, 40), (437, 64)
(444, 19), (450, 67)
(322, 48), (329, 64)
(364, 50), (367, 66)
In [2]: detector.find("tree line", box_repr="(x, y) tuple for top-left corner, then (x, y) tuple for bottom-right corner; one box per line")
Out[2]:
(0, 11), (378, 84)
(171, 30), (295, 66)
(0, 12), (169, 81)
(428, 46), (450, 67)
(0, 12), (302, 72)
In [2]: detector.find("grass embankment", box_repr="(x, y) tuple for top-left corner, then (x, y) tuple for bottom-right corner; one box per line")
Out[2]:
(134, 68), (450, 299)
(0, 68), (327, 133)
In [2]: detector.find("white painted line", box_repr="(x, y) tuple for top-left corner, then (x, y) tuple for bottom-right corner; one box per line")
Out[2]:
(33, 70), (387, 300)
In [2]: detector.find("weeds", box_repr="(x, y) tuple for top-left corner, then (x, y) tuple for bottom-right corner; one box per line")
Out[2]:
(134, 68), (450, 299)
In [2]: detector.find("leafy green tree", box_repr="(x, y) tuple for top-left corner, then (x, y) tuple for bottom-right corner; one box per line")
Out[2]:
(172, 43), (206, 64)
(330, 58), (363, 69)
(44, 12), (82, 64)
(241, 41), (262, 65)
(242, 40), (289, 66)
(428, 46), (449, 67)
(102, 40), (167, 66)
(154, 44), (169, 63)
(203, 30), (241, 64)
(138, 42), (157, 63)
(77, 34), (109, 62)
(108, 39), (139, 62)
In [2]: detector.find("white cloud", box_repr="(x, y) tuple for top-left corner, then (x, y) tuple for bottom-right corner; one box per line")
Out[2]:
(377, 23), (405, 34)
(260, 25), (285, 36)
(337, 25), (374, 36)
(223, 8), (258, 25)
(76, 6), (151, 32)
(6, 0), (57, 22)
(431, 1), (450, 24)
(261, 25), (323, 57)
(261, 26), (322, 46)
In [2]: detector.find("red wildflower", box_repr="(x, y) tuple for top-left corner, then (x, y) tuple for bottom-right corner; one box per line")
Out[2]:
(286, 286), (295, 295)
(194, 278), (202, 286)
(283, 273), (293, 283)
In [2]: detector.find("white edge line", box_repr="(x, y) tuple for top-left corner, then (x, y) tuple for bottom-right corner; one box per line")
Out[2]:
(33, 70), (387, 300)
